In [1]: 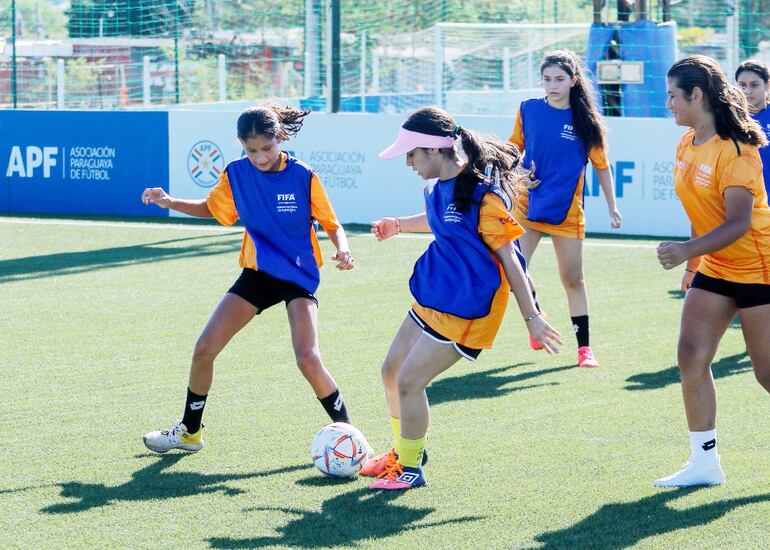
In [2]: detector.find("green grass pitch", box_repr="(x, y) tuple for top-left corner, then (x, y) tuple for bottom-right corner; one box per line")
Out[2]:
(1, 216), (768, 549)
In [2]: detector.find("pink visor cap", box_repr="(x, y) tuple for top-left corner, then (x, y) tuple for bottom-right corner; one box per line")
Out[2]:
(378, 127), (456, 159)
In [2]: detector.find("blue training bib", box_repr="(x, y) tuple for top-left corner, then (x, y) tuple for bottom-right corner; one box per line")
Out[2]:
(226, 155), (320, 294)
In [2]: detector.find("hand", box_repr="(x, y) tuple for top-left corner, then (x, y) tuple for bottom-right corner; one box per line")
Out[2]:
(609, 206), (622, 229)
(370, 217), (399, 241)
(681, 269), (695, 292)
(331, 250), (355, 270)
(657, 241), (689, 270)
(526, 315), (563, 355)
(520, 160), (541, 190)
(142, 187), (172, 208)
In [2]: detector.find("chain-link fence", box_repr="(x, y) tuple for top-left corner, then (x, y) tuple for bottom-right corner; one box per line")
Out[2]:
(1, 1), (769, 115)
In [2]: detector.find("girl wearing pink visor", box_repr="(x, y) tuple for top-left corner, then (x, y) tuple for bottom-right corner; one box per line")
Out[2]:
(363, 106), (562, 491)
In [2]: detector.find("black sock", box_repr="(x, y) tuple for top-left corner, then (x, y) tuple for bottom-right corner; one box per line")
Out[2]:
(318, 389), (350, 423)
(571, 315), (590, 348)
(181, 387), (207, 433)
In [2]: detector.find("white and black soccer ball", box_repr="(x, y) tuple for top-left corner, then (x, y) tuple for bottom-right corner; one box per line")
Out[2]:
(311, 422), (371, 478)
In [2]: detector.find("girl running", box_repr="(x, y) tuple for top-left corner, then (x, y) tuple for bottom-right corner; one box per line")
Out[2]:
(362, 106), (562, 490)
(140, 104), (355, 453)
(654, 55), (770, 487)
(508, 50), (622, 368)
(736, 59), (770, 195)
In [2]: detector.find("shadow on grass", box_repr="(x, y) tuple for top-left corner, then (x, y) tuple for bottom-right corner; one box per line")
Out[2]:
(41, 454), (311, 514)
(624, 351), (751, 391)
(427, 363), (574, 406)
(532, 488), (770, 549)
(207, 484), (482, 549)
(0, 233), (241, 284)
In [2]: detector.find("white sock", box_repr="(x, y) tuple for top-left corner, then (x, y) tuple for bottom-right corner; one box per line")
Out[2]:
(689, 429), (718, 465)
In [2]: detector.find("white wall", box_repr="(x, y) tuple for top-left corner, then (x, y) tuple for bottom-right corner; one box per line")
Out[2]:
(169, 111), (689, 237)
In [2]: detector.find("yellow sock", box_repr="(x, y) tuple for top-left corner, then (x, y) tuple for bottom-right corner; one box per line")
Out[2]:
(390, 417), (401, 455)
(398, 434), (427, 468)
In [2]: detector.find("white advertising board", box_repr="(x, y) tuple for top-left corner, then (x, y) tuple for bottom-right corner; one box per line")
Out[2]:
(169, 111), (689, 237)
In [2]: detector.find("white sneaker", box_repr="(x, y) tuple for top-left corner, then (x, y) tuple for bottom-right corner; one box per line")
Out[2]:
(143, 419), (203, 453)
(653, 459), (725, 487)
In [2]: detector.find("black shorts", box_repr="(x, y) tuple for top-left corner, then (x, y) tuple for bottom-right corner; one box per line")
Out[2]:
(409, 309), (482, 361)
(227, 268), (317, 314)
(690, 271), (770, 309)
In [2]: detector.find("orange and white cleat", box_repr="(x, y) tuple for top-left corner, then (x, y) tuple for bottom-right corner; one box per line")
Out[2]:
(577, 346), (600, 368)
(359, 448), (397, 477)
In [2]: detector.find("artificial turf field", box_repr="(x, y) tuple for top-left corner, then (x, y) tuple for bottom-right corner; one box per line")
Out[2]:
(1, 216), (768, 549)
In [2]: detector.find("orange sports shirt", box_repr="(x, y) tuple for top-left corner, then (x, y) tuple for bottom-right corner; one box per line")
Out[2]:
(412, 192), (525, 349)
(674, 129), (770, 284)
(205, 152), (341, 270)
(509, 108), (609, 239)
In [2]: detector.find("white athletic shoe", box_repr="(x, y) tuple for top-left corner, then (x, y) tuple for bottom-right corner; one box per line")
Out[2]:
(143, 419), (203, 453)
(653, 459), (725, 487)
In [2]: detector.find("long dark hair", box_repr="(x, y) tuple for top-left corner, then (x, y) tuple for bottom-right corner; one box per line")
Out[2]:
(236, 103), (311, 141)
(735, 59), (770, 83)
(401, 106), (522, 212)
(668, 55), (767, 147)
(541, 49), (606, 152)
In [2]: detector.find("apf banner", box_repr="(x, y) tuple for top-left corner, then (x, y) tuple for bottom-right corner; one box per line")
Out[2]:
(0, 111), (169, 216)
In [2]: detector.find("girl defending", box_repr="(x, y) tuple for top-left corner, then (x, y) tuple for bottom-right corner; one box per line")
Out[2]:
(655, 56), (770, 486)
(509, 50), (622, 368)
(362, 106), (562, 490)
(140, 104), (355, 453)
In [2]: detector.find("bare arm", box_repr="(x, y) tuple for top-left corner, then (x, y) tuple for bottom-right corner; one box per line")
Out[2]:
(325, 226), (355, 270)
(595, 168), (622, 229)
(141, 187), (213, 218)
(657, 187), (754, 270)
(371, 212), (431, 241)
(493, 241), (562, 354)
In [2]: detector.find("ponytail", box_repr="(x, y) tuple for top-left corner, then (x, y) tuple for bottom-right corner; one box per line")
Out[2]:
(237, 102), (311, 141)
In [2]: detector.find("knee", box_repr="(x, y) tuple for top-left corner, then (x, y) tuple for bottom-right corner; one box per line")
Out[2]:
(295, 348), (323, 374)
(560, 270), (584, 291)
(396, 370), (423, 399)
(192, 336), (219, 363)
(677, 338), (712, 376)
(753, 367), (770, 392)
(381, 357), (400, 385)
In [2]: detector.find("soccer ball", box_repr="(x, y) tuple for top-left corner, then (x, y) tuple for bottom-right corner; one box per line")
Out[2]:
(311, 422), (371, 478)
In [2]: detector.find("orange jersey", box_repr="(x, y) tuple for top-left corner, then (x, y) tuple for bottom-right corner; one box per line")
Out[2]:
(412, 192), (525, 349)
(674, 129), (770, 284)
(205, 152), (341, 270)
(509, 108), (609, 239)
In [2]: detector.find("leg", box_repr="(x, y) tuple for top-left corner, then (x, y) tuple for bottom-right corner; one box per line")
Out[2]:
(286, 298), (337, 398)
(143, 293), (255, 453)
(739, 303), (770, 394)
(653, 288), (736, 487)
(381, 314), (424, 418)
(677, 289), (736, 431)
(516, 226), (542, 266)
(370, 335), (461, 490)
(551, 235), (587, 317)
(189, 293), (257, 394)
(397, 335), (463, 439)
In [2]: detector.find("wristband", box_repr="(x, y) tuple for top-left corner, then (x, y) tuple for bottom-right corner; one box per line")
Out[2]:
(685, 268), (695, 274)
(394, 217), (401, 234)
(524, 311), (541, 322)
